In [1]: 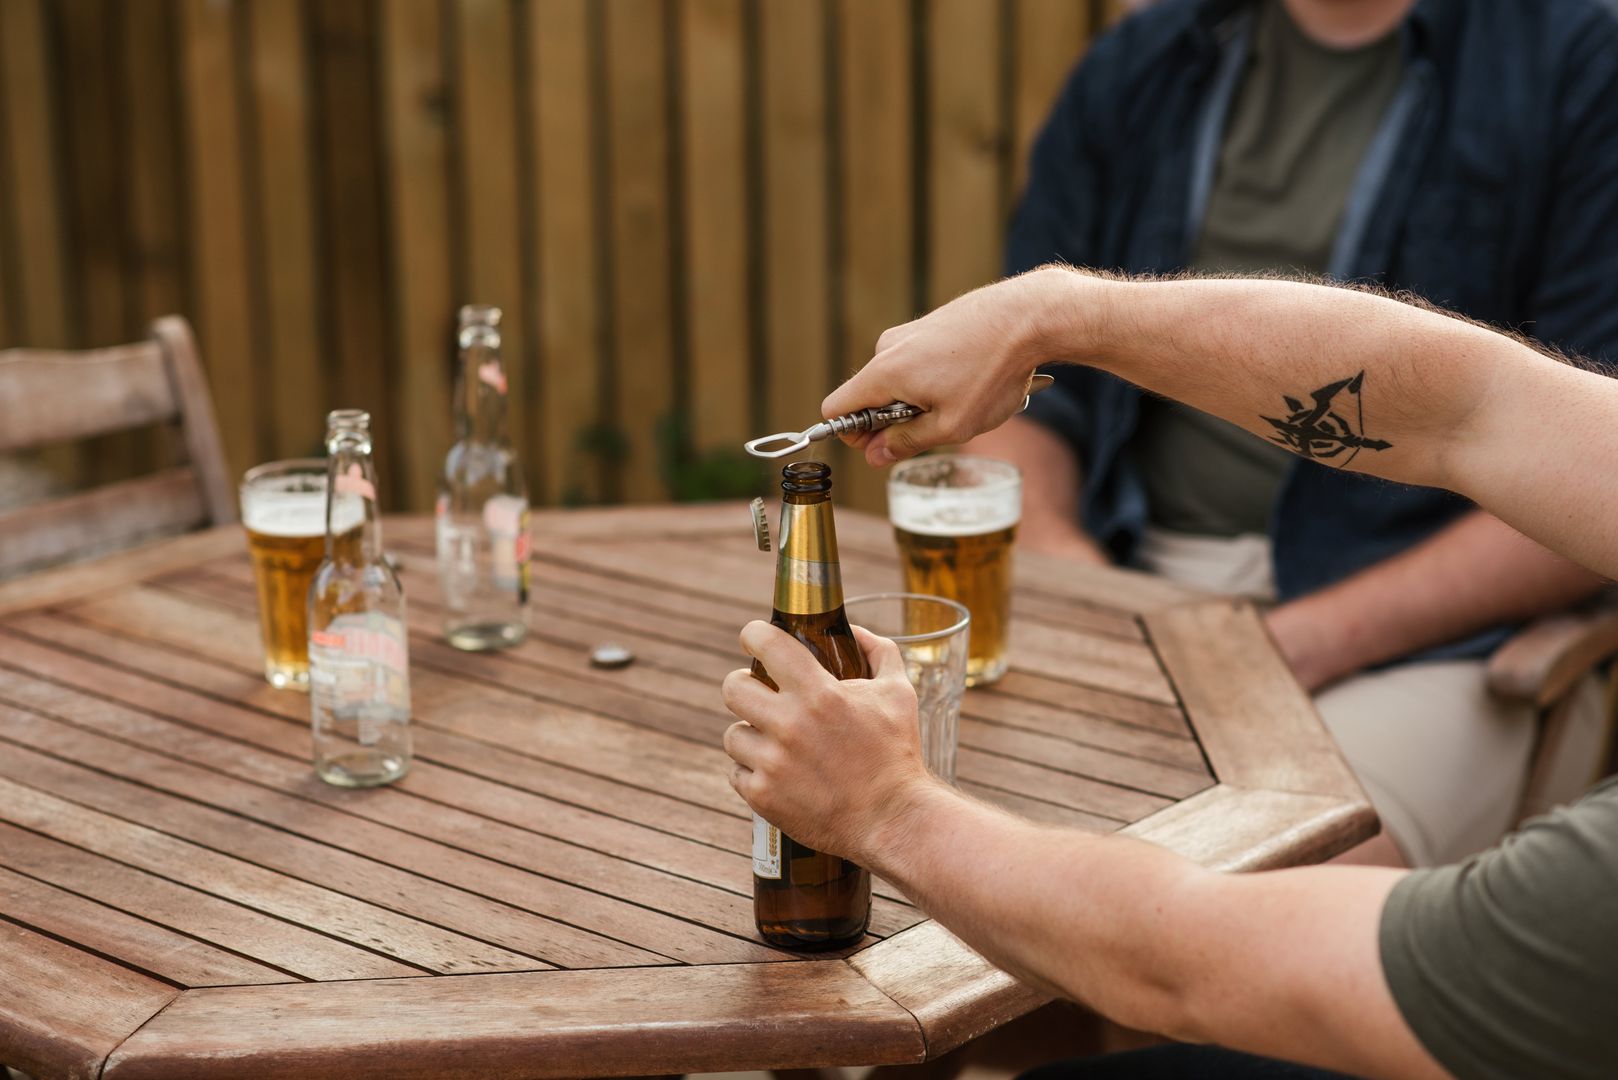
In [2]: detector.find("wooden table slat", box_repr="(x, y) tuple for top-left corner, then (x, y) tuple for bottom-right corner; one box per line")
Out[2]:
(0, 510), (1376, 1077)
(0, 821), (412, 982)
(0, 920), (179, 1080)
(378, 550), (1203, 777)
(0, 864), (295, 988)
(1145, 600), (1365, 801)
(0, 776), (546, 976)
(140, 568), (1194, 822)
(0, 647), (878, 961)
(849, 920), (1046, 1061)
(101, 962), (927, 1080)
(5, 611), (750, 850)
(0, 722), (659, 969)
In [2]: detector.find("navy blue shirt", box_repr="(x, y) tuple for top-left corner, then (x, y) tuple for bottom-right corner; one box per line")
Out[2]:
(1012, 0), (1618, 659)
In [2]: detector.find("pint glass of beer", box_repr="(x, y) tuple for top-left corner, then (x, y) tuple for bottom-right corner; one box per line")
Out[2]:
(888, 455), (1021, 687)
(241, 459), (329, 690)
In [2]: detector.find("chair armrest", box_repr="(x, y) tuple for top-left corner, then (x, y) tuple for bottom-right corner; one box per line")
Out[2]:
(1488, 603), (1618, 709)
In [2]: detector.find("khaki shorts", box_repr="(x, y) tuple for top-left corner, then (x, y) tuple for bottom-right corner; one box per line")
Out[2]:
(1137, 528), (1609, 866)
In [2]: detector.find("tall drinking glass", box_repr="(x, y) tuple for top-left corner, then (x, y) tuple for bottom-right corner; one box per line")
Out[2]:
(241, 459), (329, 690)
(887, 455), (1021, 687)
(844, 593), (970, 784)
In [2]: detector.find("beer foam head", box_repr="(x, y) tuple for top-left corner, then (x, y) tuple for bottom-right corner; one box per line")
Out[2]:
(888, 456), (1021, 537)
(245, 489), (364, 537)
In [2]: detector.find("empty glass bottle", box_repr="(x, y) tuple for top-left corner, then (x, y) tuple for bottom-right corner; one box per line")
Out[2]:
(308, 409), (413, 788)
(436, 304), (530, 650)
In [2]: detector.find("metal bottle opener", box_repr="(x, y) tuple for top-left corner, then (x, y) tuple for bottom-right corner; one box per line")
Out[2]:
(743, 373), (1055, 459)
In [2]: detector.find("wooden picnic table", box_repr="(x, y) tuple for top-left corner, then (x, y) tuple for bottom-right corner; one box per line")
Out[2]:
(0, 503), (1374, 1080)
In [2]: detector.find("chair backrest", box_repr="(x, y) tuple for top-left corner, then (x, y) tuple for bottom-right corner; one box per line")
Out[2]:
(0, 315), (237, 579)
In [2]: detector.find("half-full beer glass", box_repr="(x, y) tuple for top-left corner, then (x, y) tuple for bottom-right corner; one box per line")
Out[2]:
(241, 459), (329, 690)
(888, 455), (1021, 687)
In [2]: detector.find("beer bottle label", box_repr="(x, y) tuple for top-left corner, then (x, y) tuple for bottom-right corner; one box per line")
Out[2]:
(309, 612), (412, 744)
(484, 495), (530, 599)
(751, 813), (783, 879)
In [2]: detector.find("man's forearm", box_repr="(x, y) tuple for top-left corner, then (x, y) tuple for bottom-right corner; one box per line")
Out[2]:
(1044, 272), (1618, 582)
(1271, 511), (1607, 690)
(869, 782), (1437, 1079)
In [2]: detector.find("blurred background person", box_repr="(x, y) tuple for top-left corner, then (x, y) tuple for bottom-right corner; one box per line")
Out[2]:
(964, 0), (1618, 867)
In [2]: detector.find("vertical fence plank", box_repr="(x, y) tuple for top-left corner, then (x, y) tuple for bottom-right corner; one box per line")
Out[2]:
(835, 0), (913, 514)
(309, 0), (394, 495)
(56, 0), (127, 349)
(121, 1), (185, 333)
(452, 0), (528, 464)
(531, 0), (606, 505)
(248, 0), (326, 463)
(678, 0), (751, 458)
(379, 0), (454, 512)
(178, 0), (259, 481)
(1012, 0), (1090, 202)
(928, 0), (1005, 309)
(604, 0), (676, 502)
(0, 0), (80, 488)
(760, 0), (831, 439)
(0, 0), (68, 351)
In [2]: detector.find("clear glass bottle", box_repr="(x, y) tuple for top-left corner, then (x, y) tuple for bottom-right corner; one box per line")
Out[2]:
(308, 409), (413, 788)
(436, 304), (530, 651)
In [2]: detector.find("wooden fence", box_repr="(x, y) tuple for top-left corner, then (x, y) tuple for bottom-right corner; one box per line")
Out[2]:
(0, 0), (1119, 513)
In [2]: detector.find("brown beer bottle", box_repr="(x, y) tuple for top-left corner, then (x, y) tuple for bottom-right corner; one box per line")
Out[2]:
(751, 460), (872, 949)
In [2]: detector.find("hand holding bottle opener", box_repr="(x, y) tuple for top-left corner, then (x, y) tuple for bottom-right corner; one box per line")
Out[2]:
(743, 373), (1056, 460)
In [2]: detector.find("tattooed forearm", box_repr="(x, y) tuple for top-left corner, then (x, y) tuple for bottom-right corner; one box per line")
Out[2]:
(1261, 371), (1392, 465)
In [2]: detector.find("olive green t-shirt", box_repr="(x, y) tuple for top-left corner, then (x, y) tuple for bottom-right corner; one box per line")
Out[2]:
(1380, 776), (1618, 1078)
(1134, 0), (1404, 537)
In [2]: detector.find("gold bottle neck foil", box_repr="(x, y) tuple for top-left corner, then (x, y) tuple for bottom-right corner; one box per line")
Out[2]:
(773, 497), (844, 615)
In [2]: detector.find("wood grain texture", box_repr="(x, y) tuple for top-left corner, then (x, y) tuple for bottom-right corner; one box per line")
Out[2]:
(679, 0), (752, 456)
(0, 776), (543, 975)
(0, 524), (240, 617)
(0, 920), (177, 1080)
(453, 0), (527, 460)
(0, 0), (70, 351)
(0, 343), (174, 452)
(530, 0), (607, 505)
(604, 0), (676, 502)
(103, 964), (926, 1080)
(760, 0), (832, 437)
(309, 0), (392, 488)
(150, 315), (238, 524)
(1486, 601), (1618, 709)
(836, 0), (913, 514)
(0, 864), (294, 988)
(0, 507), (1375, 1074)
(928, 0), (1004, 308)
(0, 819), (417, 981)
(177, 0), (260, 476)
(0, 467), (207, 578)
(850, 920), (1046, 1059)
(379, 0), (455, 510)
(248, 0), (327, 463)
(1145, 599), (1363, 800)
(1011, 0), (1090, 201)
(1123, 785), (1376, 872)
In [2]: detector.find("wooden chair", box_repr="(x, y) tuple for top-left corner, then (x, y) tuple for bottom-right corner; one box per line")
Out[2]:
(1488, 594), (1618, 821)
(0, 316), (237, 580)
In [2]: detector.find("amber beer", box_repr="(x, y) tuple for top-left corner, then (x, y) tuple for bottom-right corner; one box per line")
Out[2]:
(888, 456), (1022, 687)
(752, 460), (872, 949)
(242, 460), (360, 690)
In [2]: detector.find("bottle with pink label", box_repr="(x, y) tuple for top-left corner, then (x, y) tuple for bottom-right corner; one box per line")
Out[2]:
(437, 304), (531, 651)
(308, 409), (413, 787)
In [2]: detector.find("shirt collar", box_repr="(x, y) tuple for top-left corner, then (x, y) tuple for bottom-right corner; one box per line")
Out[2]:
(1182, 0), (1450, 60)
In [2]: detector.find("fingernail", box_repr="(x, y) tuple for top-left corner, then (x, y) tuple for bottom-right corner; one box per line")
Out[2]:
(874, 446), (896, 465)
